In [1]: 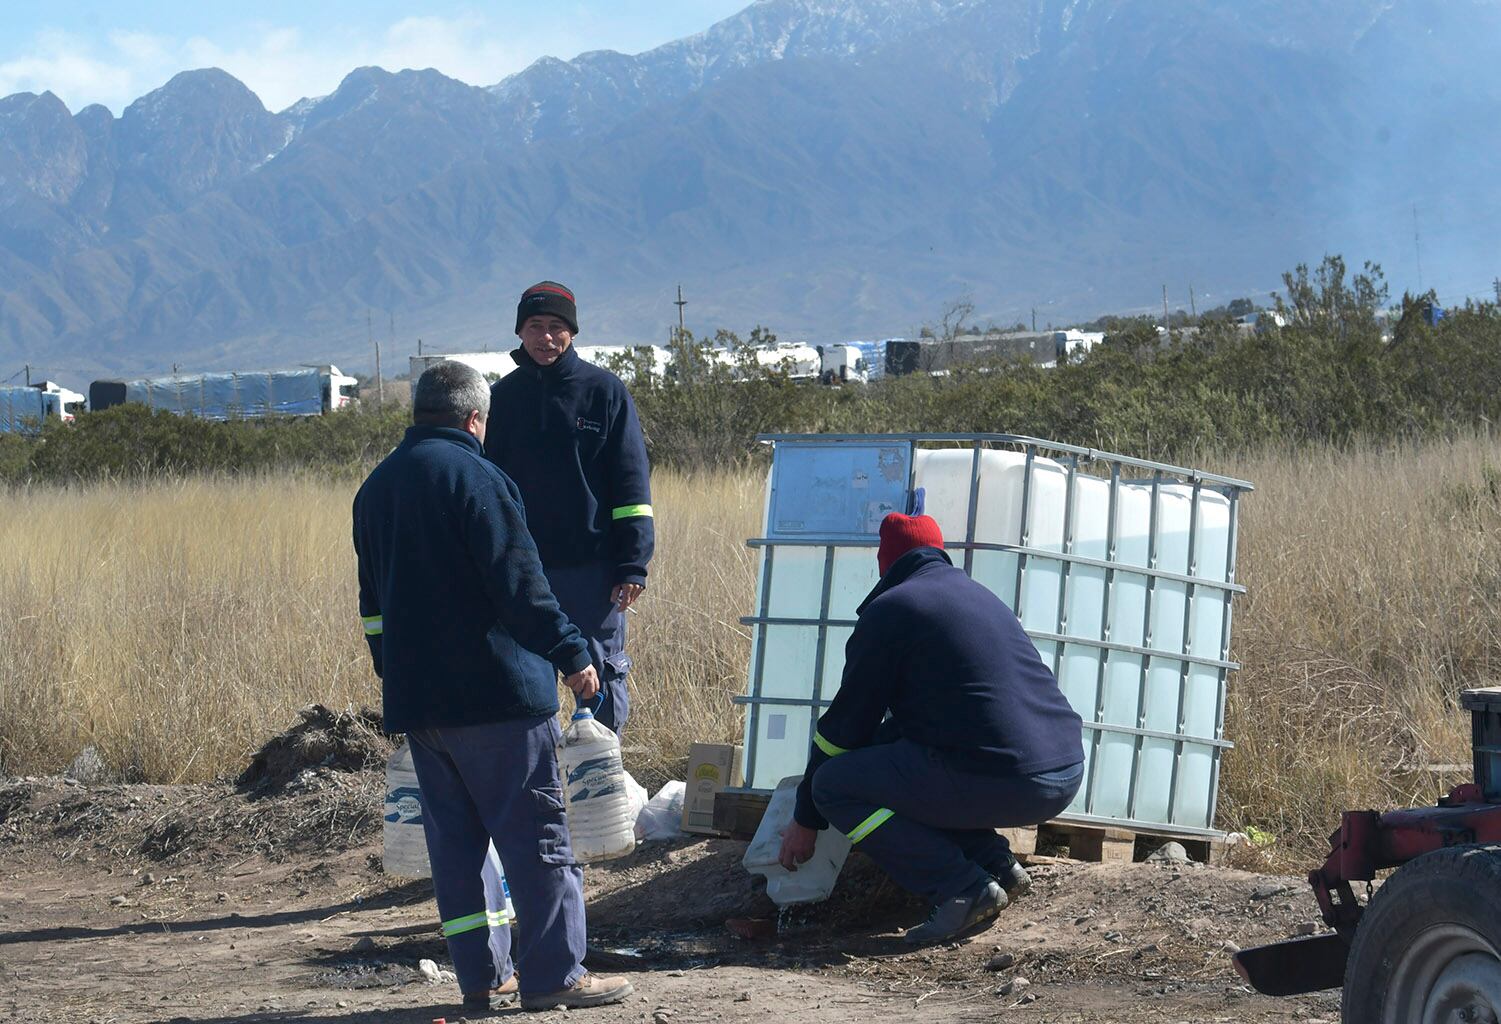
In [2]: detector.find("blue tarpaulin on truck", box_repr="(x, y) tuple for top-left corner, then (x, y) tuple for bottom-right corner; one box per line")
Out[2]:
(0, 386), (48, 434)
(91, 368), (324, 420)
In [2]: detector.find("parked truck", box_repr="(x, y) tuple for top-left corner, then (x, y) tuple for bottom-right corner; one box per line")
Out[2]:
(407, 352), (518, 389)
(89, 366), (356, 420)
(817, 343), (869, 384)
(0, 381), (87, 434)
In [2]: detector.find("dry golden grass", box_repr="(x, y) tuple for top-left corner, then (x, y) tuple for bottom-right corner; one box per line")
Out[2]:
(1217, 434), (1501, 860)
(0, 470), (758, 789)
(2, 435), (1499, 859)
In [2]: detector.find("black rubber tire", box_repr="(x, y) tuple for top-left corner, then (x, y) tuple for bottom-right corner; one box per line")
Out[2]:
(1341, 843), (1501, 1023)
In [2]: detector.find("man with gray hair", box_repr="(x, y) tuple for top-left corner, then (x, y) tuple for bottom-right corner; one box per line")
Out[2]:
(354, 360), (632, 1012)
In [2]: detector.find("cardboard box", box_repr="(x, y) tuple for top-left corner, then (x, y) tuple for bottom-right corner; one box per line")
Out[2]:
(681, 742), (743, 835)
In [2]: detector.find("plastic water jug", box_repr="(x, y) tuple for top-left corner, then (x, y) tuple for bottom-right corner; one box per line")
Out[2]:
(483, 843), (516, 932)
(559, 708), (637, 862)
(742, 775), (852, 906)
(383, 742), (432, 877)
(384, 743), (516, 924)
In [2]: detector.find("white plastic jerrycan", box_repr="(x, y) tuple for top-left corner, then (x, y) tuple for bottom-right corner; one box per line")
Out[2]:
(742, 775), (853, 906)
(559, 707), (637, 863)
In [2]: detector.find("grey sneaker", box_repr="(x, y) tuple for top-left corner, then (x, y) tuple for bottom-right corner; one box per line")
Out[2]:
(903, 879), (1009, 945)
(998, 861), (1032, 897)
(521, 972), (634, 1011)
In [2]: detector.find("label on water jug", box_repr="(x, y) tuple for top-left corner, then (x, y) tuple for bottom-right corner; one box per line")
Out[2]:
(384, 786), (424, 824)
(567, 753), (625, 800)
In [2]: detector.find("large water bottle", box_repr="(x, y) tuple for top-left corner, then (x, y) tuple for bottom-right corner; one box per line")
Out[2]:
(385, 743), (516, 930)
(558, 707), (636, 862)
(383, 742), (432, 877)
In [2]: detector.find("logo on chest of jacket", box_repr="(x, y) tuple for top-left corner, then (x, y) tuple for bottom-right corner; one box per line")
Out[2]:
(576, 417), (604, 434)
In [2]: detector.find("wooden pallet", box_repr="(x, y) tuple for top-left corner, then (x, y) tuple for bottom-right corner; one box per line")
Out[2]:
(1006, 821), (1227, 866)
(713, 789), (772, 840)
(713, 790), (1225, 865)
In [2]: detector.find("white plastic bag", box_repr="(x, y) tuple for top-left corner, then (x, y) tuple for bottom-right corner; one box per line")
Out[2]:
(634, 781), (687, 841)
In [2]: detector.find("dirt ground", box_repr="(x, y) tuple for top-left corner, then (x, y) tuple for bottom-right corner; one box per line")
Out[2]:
(0, 765), (1345, 1024)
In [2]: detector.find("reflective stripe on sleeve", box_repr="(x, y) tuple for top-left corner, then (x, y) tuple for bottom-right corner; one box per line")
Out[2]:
(813, 732), (849, 757)
(611, 503), (653, 520)
(361, 615), (383, 636)
(441, 911), (489, 937)
(847, 807), (894, 843)
(486, 909), (511, 928)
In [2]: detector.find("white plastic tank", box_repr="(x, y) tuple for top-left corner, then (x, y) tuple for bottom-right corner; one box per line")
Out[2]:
(910, 449), (1234, 830)
(742, 776), (852, 905)
(559, 708), (637, 862)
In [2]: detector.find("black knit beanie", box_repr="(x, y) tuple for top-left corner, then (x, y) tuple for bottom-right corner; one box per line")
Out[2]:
(515, 281), (579, 335)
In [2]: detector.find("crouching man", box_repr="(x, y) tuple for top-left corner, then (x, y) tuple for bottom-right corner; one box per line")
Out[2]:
(778, 512), (1085, 944)
(353, 361), (632, 1011)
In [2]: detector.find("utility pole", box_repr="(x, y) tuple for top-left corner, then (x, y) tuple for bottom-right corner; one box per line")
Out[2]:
(1413, 204), (1424, 291)
(368, 310), (383, 407)
(1162, 285), (1170, 329)
(1189, 283), (1197, 318)
(1493, 278), (1500, 304)
(1031, 307), (1037, 332)
(23, 364), (30, 386)
(674, 284), (688, 343)
(418, 337), (423, 357)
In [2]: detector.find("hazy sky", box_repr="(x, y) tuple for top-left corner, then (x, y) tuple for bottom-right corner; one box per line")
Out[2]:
(0, 1), (752, 114)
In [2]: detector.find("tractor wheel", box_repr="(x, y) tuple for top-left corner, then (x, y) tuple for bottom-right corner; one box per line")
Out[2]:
(1342, 843), (1501, 1024)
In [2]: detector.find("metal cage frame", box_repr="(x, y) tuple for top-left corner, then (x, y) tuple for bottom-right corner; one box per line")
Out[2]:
(732, 432), (1253, 839)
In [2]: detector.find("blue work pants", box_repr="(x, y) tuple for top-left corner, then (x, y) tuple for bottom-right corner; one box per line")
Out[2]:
(407, 716), (587, 997)
(812, 738), (1083, 903)
(546, 562), (631, 734)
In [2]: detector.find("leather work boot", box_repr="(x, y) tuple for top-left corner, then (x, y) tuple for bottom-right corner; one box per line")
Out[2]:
(520, 972), (634, 1011)
(462, 973), (519, 1011)
(903, 879), (1009, 945)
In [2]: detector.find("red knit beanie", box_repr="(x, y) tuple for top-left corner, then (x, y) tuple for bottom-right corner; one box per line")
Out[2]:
(877, 513), (944, 576)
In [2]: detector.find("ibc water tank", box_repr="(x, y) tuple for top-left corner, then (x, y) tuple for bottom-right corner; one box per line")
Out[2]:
(559, 708), (637, 862)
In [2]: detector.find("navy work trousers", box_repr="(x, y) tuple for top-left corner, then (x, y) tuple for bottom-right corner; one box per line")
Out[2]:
(407, 716), (588, 997)
(812, 738), (1084, 903)
(546, 562), (631, 734)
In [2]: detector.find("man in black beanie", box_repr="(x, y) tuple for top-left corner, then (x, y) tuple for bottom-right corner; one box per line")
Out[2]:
(484, 281), (654, 735)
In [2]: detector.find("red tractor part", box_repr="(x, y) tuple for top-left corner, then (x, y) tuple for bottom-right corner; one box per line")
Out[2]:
(1233, 686), (1501, 1023)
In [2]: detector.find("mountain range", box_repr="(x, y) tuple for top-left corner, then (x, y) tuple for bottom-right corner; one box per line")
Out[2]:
(1, 0), (1499, 376)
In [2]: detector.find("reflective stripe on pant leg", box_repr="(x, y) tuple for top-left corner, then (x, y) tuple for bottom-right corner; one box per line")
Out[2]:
(442, 911), (489, 937)
(847, 807), (894, 843)
(361, 614), (383, 635)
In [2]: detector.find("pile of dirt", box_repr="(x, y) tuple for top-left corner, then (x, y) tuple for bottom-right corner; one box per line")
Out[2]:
(236, 704), (391, 793)
(0, 774), (386, 866)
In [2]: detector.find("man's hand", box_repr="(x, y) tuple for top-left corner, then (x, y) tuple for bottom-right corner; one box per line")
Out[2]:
(611, 583), (644, 612)
(563, 665), (600, 702)
(778, 821), (819, 871)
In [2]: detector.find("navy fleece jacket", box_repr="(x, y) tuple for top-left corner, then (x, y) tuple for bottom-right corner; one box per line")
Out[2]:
(484, 346), (654, 586)
(353, 425), (592, 733)
(794, 547), (1085, 830)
